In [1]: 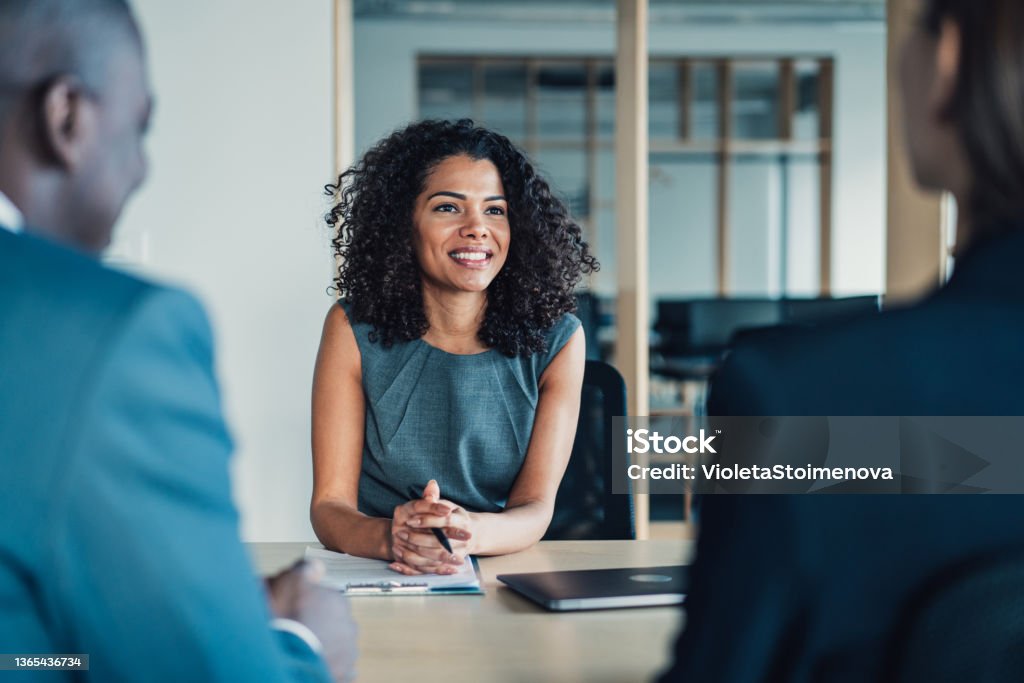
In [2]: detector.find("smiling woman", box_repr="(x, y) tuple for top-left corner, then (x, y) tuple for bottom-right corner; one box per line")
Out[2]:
(411, 154), (512, 340)
(311, 119), (598, 575)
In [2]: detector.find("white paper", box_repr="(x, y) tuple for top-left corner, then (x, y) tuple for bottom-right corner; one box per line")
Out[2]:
(304, 546), (479, 592)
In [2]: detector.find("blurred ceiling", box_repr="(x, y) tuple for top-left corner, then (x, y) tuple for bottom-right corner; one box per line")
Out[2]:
(354, 0), (886, 24)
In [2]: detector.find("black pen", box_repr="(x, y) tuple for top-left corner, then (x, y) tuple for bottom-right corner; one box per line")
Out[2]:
(431, 527), (454, 554)
(409, 485), (455, 555)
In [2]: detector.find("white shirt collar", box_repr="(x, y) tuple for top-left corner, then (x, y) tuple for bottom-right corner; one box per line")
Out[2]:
(0, 191), (24, 233)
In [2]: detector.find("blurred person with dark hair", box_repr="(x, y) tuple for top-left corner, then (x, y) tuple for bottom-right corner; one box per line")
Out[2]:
(311, 119), (597, 574)
(0, 1), (356, 680)
(660, 0), (1024, 680)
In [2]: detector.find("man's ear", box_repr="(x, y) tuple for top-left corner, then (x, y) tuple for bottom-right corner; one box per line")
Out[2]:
(932, 17), (962, 122)
(38, 75), (96, 170)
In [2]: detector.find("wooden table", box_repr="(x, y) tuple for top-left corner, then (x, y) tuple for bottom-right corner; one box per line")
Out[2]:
(249, 540), (692, 683)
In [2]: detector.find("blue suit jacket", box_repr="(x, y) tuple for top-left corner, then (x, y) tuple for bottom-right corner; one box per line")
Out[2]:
(0, 229), (330, 682)
(659, 223), (1024, 682)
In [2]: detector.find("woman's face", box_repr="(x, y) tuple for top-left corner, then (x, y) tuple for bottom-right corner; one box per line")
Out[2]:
(411, 154), (511, 294)
(898, 1), (964, 194)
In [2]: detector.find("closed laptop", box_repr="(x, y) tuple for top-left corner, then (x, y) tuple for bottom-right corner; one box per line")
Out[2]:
(497, 565), (688, 611)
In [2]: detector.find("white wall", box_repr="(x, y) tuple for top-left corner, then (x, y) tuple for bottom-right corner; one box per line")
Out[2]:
(111, 0), (335, 541)
(354, 18), (888, 297)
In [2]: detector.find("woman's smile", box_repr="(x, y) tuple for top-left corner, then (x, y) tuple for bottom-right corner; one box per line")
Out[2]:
(448, 246), (493, 269)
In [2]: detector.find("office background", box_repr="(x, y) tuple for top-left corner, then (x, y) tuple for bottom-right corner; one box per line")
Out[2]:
(108, 0), (889, 542)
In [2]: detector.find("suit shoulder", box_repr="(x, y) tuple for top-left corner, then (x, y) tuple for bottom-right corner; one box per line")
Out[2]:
(4, 230), (155, 316)
(709, 305), (939, 415)
(114, 286), (215, 366)
(3, 232), (213, 387)
(729, 303), (939, 373)
(18, 231), (209, 331)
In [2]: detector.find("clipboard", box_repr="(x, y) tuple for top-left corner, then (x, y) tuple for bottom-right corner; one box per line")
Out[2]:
(305, 546), (484, 596)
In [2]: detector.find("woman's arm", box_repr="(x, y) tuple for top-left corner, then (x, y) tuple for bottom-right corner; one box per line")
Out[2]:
(395, 326), (586, 566)
(310, 303), (391, 559)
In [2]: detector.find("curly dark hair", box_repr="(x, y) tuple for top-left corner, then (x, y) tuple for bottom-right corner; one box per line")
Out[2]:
(325, 119), (599, 357)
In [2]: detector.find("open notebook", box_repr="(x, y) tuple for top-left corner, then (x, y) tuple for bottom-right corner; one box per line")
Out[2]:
(304, 546), (483, 595)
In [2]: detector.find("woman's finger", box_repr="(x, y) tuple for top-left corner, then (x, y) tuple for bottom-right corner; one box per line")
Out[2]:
(403, 540), (460, 565)
(394, 529), (439, 552)
(394, 543), (449, 568)
(389, 556), (456, 575)
(406, 499), (453, 516)
(404, 528), (467, 561)
(387, 561), (423, 575)
(406, 513), (455, 529)
(396, 535), (459, 564)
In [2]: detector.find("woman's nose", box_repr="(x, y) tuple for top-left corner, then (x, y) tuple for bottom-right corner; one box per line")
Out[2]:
(459, 211), (489, 239)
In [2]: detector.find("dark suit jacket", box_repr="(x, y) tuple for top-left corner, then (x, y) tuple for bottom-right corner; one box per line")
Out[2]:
(659, 222), (1024, 682)
(0, 229), (330, 682)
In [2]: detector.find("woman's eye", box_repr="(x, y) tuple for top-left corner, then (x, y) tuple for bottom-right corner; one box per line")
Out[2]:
(485, 206), (506, 216)
(434, 203), (457, 213)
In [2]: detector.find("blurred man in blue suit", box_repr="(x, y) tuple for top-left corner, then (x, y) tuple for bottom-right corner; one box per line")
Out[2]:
(0, 1), (356, 681)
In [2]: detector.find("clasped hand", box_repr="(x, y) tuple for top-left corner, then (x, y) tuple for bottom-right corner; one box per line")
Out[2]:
(389, 479), (474, 575)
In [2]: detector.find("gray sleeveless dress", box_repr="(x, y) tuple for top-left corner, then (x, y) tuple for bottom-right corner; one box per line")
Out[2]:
(342, 302), (580, 518)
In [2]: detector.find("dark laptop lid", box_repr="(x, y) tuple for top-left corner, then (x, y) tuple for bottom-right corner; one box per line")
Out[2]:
(497, 565), (688, 611)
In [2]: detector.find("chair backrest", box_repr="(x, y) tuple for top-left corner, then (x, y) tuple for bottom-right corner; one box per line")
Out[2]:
(884, 548), (1024, 683)
(655, 296), (882, 358)
(781, 295), (880, 326)
(544, 360), (635, 540)
(656, 298), (781, 357)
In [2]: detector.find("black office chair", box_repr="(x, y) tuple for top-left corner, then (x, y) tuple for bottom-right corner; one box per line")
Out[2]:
(884, 548), (1024, 683)
(544, 360), (635, 540)
(781, 295), (880, 327)
(653, 297), (882, 372)
(653, 298), (781, 380)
